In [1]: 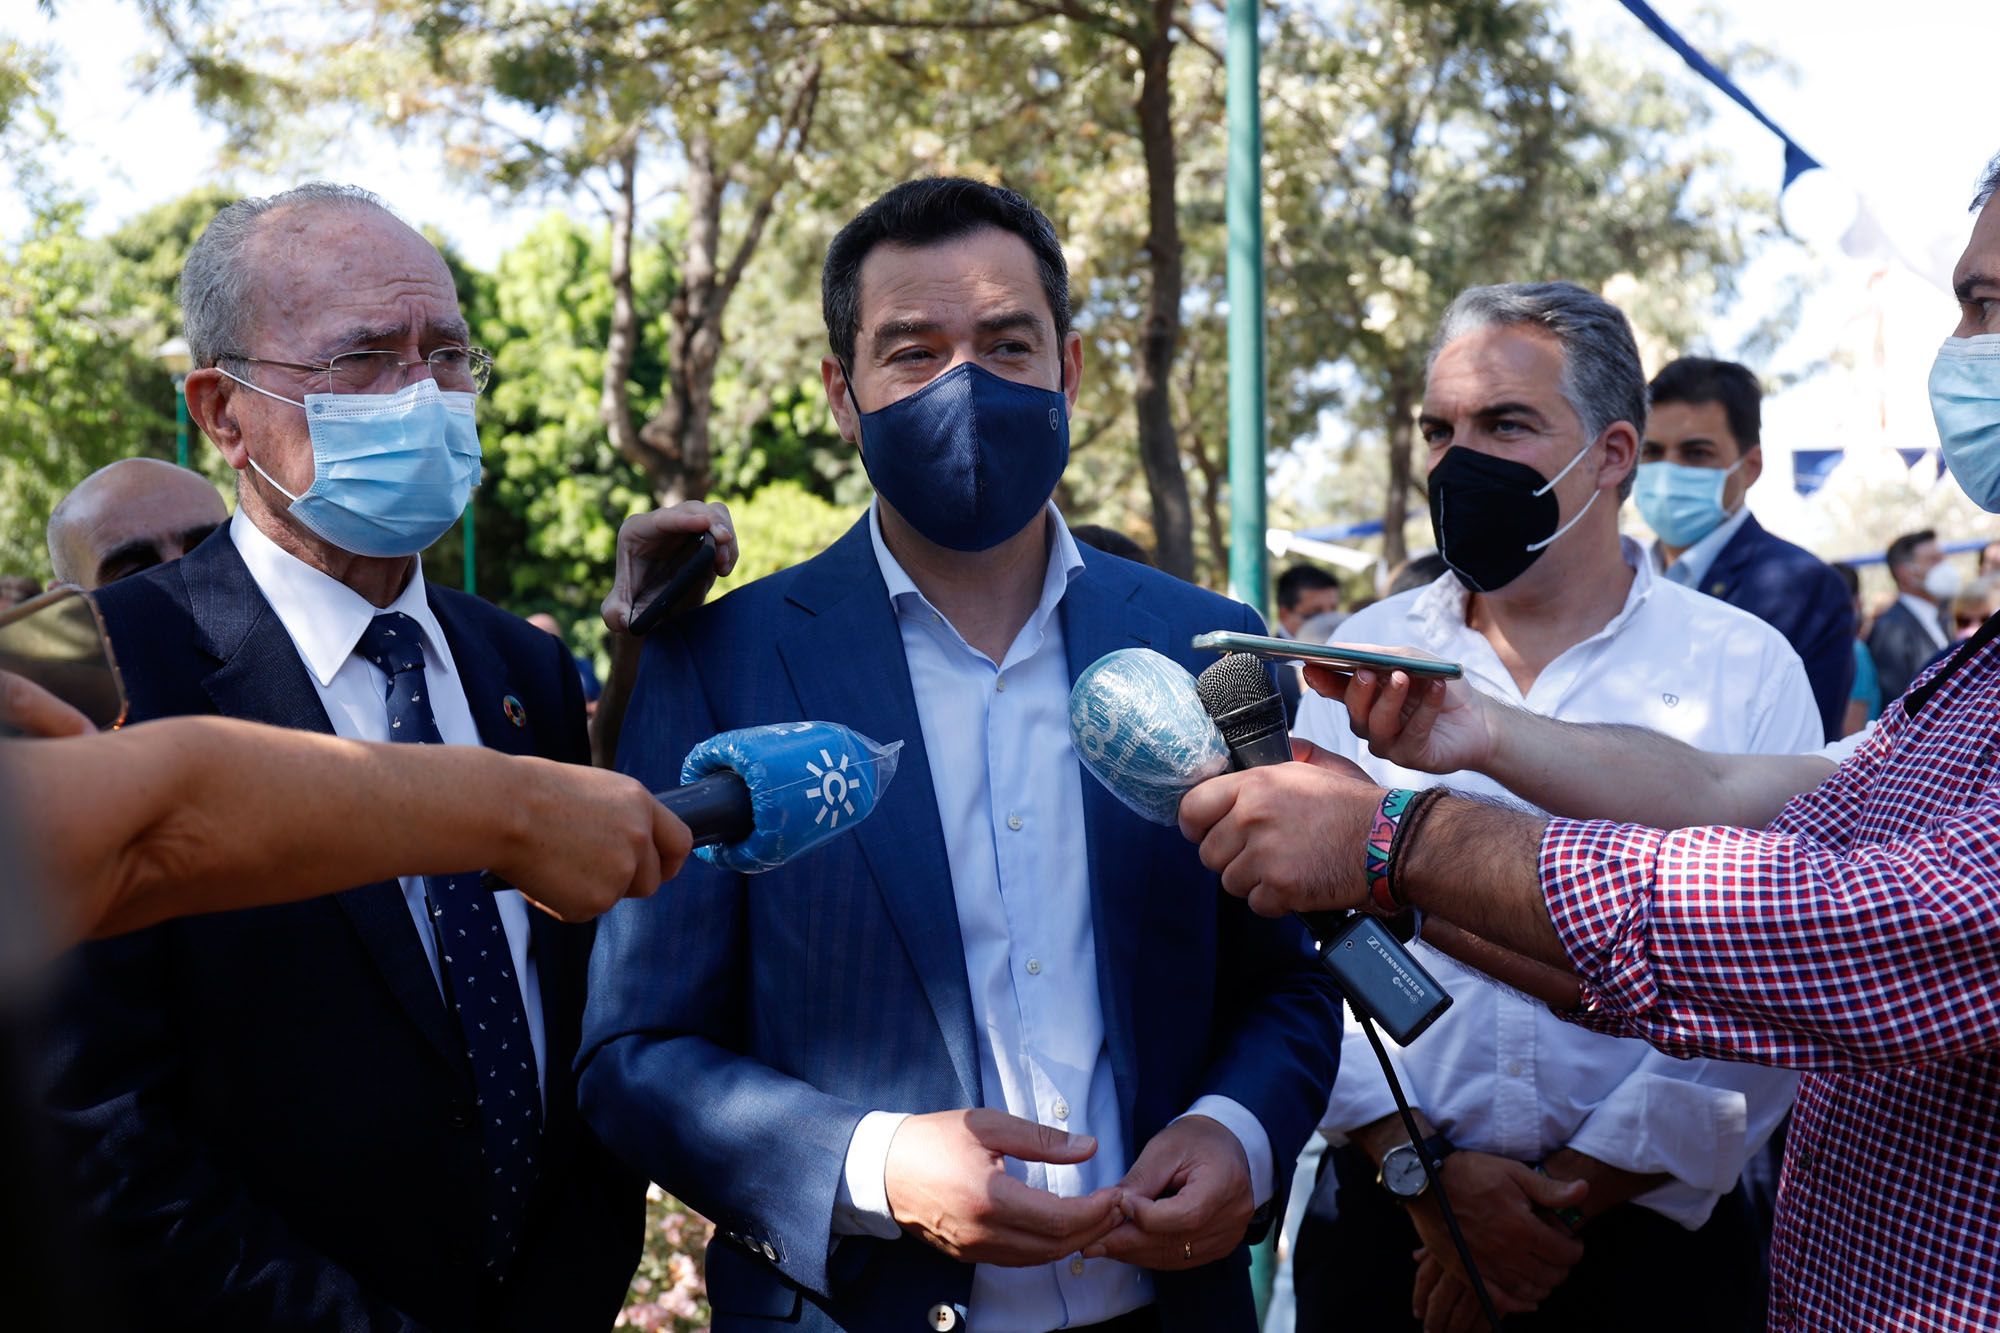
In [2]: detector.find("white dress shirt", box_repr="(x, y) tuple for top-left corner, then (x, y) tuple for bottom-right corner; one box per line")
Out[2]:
(1899, 591), (1949, 650)
(229, 512), (547, 1096)
(1649, 501), (1751, 591)
(1295, 540), (1813, 1227)
(832, 503), (1270, 1330)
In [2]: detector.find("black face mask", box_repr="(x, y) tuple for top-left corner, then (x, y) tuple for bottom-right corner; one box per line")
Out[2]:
(1428, 440), (1600, 594)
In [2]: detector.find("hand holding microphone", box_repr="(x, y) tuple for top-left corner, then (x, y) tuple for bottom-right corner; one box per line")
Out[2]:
(487, 720), (899, 911)
(1069, 648), (1451, 1045)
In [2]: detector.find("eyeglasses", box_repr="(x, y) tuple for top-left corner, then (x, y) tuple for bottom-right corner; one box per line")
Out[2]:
(220, 346), (494, 395)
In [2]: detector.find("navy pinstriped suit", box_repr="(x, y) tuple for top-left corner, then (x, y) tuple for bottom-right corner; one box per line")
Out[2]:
(579, 518), (1343, 1331)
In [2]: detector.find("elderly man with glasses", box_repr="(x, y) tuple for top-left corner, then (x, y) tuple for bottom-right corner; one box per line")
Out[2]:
(37, 183), (725, 1333)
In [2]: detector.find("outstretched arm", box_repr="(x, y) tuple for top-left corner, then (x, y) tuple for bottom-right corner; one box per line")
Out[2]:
(8, 710), (690, 946)
(1315, 663), (1833, 829)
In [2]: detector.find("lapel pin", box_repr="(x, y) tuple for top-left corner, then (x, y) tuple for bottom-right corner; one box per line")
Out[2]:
(502, 694), (527, 728)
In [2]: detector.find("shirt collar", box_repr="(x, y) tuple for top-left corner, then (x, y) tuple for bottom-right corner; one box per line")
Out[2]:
(1648, 503), (1752, 589)
(867, 500), (1084, 660)
(1900, 591), (1947, 644)
(1411, 536), (1657, 652)
(229, 509), (448, 688)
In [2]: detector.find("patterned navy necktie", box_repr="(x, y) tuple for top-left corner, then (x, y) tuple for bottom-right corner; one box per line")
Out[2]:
(354, 612), (542, 1273)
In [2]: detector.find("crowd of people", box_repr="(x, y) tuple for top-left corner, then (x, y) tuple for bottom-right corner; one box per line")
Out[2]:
(1, 146), (1998, 1333)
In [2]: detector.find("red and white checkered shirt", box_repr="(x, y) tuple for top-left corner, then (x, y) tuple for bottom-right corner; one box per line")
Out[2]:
(1540, 636), (2000, 1331)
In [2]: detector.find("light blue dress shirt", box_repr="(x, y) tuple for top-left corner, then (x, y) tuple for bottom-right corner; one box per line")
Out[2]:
(832, 502), (1270, 1331)
(1649, 501), (1751, 591)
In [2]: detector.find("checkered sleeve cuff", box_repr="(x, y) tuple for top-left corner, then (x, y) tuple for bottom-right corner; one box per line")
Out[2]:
(1540, 818), (1668, 1022)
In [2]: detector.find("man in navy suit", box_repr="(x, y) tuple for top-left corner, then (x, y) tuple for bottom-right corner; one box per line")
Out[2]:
(1867, 528), (1953, 705)
(38, 183), (713, 1331)
(1635, 357), (1856, 741)
(580, 178), (1343, 1332)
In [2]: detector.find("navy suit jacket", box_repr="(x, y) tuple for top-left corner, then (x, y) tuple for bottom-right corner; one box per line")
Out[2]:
(1868, 599), (1942, 711)
(1694, 515), (1856, 742)
(578, 519), (1344, 1332)
(40, 530), (643, 1332)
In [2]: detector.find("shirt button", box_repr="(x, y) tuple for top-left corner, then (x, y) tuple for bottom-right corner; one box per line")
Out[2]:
(996, 675), (1007, 692)
(1507, 1062), (1523, 1077)
(1053, 1098), (1070, 1121)
(1026, 958), (1042, 975)
(1007, 813), (1023, 831)
(1070, 1256), (1086, 1276)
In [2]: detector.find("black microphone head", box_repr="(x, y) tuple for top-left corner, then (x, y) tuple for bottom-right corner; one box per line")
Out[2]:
(1196, 652), (1286, 748)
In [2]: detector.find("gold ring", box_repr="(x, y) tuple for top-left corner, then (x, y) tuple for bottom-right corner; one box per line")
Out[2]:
(1183, 1241), (1193, 1261)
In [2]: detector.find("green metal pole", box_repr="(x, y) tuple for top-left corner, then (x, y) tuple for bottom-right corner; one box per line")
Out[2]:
(461, 503), (477, 596)
(173, 376), (190, 469)
(1228, 15), (1282, 1319)
(1226, 0), (1269, 622)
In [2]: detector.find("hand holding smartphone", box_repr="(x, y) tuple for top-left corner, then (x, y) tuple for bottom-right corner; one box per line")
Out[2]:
(1191, 630), (1462, 680)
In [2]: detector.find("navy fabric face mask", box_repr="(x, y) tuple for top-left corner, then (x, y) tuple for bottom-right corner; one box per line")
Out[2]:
(853, 361), (1070, 552)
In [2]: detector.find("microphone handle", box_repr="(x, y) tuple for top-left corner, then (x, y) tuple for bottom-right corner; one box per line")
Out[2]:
(656, 770), (755, 848)
(479, 768), (756, 896)
(1223, 721), (1345, 940)
(1222, 706), (1451, 1039)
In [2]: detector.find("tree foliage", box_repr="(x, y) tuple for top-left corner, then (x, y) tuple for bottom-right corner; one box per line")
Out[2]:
(7, 0), (1780, 604)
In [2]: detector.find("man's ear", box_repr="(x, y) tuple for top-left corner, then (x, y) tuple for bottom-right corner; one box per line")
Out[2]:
(822, 356), (859, 447)
(1598, 420), (1639, 494)
(1739, 444), (1764, 490)
(185, 368), (246, 468)
(1061, 329), (1084, 411)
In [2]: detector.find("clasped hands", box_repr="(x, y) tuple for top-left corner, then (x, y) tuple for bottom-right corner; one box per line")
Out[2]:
(1402, 1150), (1589, 1333)
(882, 1108), (1253, 1270)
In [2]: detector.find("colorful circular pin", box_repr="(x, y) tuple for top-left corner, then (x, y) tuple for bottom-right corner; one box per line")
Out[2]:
(502, 694), (527, 728)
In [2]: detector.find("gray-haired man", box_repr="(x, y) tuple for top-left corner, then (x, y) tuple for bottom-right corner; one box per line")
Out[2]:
(37, 183), (728, 1332)
(1283, 283), (1813, 1332)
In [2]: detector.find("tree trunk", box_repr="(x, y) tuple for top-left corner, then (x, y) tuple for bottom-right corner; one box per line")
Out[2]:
(636, 124), (722, 506)
(1382, 369), (1416, 570)
(632, 62), (819, 506)
(1132, 3), (1196, 582)
(599, 133), (646, 481)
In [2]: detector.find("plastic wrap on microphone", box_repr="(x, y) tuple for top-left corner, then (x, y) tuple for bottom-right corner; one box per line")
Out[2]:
(1069, 648), (1231, 825)
(680, 721), (903, 873)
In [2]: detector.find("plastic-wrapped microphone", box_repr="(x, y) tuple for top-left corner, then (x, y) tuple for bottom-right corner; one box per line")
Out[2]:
(675, 721), (903, 873)
(486, 721), (901, 897)
(1194, 651), (1452, 1045)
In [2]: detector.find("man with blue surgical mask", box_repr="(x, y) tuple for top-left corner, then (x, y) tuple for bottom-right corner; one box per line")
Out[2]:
(582, 177), (1341, 1333)
(1635, 357), (1856, 741)
(39, 182), (733, 1332)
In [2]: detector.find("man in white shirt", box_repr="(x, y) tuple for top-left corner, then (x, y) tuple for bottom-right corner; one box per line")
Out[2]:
(1286, 283), (1808, 1333)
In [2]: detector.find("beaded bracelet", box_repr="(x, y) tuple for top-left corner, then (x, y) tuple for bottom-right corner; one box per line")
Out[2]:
(1364, 786), (1448, 914)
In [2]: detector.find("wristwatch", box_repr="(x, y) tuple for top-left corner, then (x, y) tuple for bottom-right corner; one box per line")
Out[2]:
(1378, 1133), (1456, 1200)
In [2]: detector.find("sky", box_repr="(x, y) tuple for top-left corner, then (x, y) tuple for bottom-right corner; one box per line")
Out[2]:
(11, 0), (1998, 557)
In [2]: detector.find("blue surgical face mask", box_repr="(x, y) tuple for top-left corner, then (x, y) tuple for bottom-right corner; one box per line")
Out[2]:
(1930, 335), (2000, 513)
(1631, 458), (1743, 548)
(221, 372), (483, 557)
(851, 361), (1069, 552)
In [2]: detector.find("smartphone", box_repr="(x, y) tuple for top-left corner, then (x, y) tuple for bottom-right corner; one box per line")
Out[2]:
(1191, 630), (1462, 680)
(628, 533), (719, 637)
(0, 587), (128, 730)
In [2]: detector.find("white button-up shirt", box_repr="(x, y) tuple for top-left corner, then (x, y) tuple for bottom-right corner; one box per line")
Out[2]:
(229, 511), (547, 1096)
(1295, 540), (1813, 1227)
(833, 503), (1270, 1329)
